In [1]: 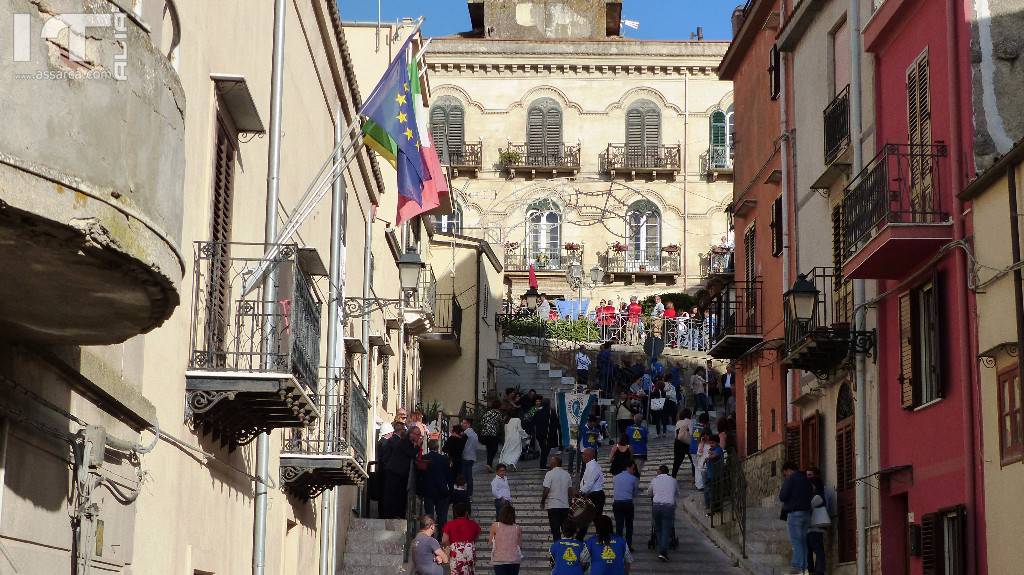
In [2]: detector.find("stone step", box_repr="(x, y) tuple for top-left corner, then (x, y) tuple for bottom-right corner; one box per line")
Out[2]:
(501, 341), (515, 350)
(537, 362), (550, 370)
(548, 369), (563, 378)
(524, 355), (538, 364)
(511, 348), (526, 357)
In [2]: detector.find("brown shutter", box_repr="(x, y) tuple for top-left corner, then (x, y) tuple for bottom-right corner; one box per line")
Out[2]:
(900, 292), (917, 409)
(836, 417), (857, 562)
(800, 413), (821, 470)
(785, 422), (801, 467)
(832, 204), (845, 275)
(745, 383), (759, 454)
(921, 512), (941, 575)
(908, 51), (932, 213)
(207, 119), (236, 361)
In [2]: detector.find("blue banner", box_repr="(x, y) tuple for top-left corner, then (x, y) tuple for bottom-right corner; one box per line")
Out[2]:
(557, 392), (597, 449)
(554, 299), (589, 319)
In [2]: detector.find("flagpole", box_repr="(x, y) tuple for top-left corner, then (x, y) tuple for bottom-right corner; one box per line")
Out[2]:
(358, 16), (425, 115)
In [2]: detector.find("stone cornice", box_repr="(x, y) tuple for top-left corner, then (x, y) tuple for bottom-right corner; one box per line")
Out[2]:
(426, 61), (720, 78)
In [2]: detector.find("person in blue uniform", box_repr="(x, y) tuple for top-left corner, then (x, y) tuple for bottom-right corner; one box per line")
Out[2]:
(625, 414), (648, 474)
(581, 416), (602, 451)
(549, 518), (589, 575)
(584, 515), (633, 575)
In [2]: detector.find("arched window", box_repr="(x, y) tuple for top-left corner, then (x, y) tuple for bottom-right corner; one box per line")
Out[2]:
(436, 202), (463, 234)
(526, 199), (561, 269)
(626, 199), (661, 271)
(526, 98), (563, 164)
(161, 1), (181, 70)
(429, 96), (465, 165)
(626, 99), (661, 149)
(710, 109), (729, 168)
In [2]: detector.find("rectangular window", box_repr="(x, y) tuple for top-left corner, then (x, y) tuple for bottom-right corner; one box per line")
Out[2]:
(784, 423), (800, 467)
(770, 196), (783, 257)
(998, 367), (1024, 464)
(899, 276), (943, 409)
(829, 16), (850, 97)
(921, 506), (967, 575)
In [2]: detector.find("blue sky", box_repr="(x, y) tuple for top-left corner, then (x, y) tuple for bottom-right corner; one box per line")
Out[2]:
(337, 1), (737, 41)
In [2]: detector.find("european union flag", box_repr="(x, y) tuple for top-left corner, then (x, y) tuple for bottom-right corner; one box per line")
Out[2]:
(361, 41), (429, 205)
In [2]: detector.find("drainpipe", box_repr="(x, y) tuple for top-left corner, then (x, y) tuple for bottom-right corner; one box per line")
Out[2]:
(361, 209), (373, 462)
(254, 1), (287, 574)
(319, 104), (347, 575)
(778, 19), (793, 425)
(945, 1), (980, 572)
(849, 0), (868, 572)
(683, 72), (689, 290)
(475, 247), (483, 400)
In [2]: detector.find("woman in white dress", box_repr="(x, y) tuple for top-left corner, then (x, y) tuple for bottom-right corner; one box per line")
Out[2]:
(497, 417), (528, 470)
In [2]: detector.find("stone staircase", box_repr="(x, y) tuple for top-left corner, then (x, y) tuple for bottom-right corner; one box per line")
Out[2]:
(338, 518), (408, 574)
(470, 437), (744, 575)
(496, 340), (577, 398)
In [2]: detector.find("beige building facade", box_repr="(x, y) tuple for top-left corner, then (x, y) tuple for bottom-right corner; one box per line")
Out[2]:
(422, 0), (735, 308)
(0, 1), (438, 574)
(960, 143), (1024, 575)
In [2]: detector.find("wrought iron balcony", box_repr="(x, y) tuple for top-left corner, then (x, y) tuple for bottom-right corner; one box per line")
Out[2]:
(824, 85), (851, 166)
(504, 247), (584, 272)
(702, 145), (734, 177)
(499, 143), (581, 174)
(703, 279), (764, 359)
(840, 143), (951, 279)
(603, 144), (681, 176)
(280, 368), (369, 499)
(781, 268), (872, 380)
(442, 142), (483, 175)
(604, 249), (682, 277)
(185, 241), (323, 446)
(419, 293), (463, 356)
(700, 248), (735, 281)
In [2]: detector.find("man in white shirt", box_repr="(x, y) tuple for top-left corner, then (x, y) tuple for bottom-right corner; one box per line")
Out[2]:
(691, 370), (709, 412)
(575, 448), (605, 540)
(461, 418), (480, 496)
(576, 346), (592, 389)
(647, 464), (678, 562)
(491, 463), (512, 517)
(652, 295), (666, 337)
(541, 455), (572, 542)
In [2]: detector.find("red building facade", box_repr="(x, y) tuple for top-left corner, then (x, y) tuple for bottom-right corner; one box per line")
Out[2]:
(858, 0), (983, 573)
(716, 0), (792, 492)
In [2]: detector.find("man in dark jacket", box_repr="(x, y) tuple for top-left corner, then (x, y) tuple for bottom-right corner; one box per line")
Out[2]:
(779, 462), (813, 575)
(536, 398), (561, 469)
(420, 439), (453, 534)
(383, 424), (422, 519)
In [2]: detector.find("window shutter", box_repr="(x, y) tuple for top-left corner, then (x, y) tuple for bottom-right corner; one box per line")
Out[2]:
(835, 417), (857, 562)
(771, 196), (783, 257)
(626, 108), (644, 149)
(769, 44), (781, 100)
(800, 413), (821, 470)
(644, 108), (661, 147)
(900, 292), (917, 409)
(545, 106), (562, 158)
(527, 105), (545, 159)
(920, 512), (941, 575)
(908, 51), (932, 208)
(208, 120), (236, 361)
(744, 226), (756, 281)
(448, 105), (465, 159)
(745, 383), (759, 454)
(711, 111), (727, 147)
(430, 106), (449, 163)
(832, 204), (845, 280)
(785, 423), (801, 466)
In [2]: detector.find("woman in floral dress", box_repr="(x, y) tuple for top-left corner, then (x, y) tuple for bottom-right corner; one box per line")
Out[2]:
(442, 502), (481, 575)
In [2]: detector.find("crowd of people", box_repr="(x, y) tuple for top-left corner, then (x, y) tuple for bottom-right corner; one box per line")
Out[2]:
(394, 356), (746, 575)
(506, 294), (716, 352)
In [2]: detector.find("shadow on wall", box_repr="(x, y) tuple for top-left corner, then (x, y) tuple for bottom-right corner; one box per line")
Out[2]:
(970, 1), (1024, 170)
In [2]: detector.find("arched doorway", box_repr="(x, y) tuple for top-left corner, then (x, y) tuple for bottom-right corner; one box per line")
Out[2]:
(625, 199), (661, 271)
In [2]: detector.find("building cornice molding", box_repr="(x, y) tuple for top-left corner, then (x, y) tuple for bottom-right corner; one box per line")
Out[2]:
(426, 61), (720, 78)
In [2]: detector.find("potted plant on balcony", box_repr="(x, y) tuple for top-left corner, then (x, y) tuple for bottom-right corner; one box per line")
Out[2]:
(563, 242), (582, 251)
(499, 149), (522, 166)
(662, 244), (680, 253)
(534, 251), (550, 268)
(503, 241), (521, 253)
(610, 241), (628, 253)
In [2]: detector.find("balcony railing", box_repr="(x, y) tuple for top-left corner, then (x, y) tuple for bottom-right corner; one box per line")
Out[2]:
(496, 312), (712, 352)
(700, 248), (734, 279)
(432, 293), (463, 340)
(705, 145), (734, 171)
(414, 264), (438, 318)
(703, 279), (764, 358)
(504, 248), (584, 272)
(500, 143), (581, 171)
(603, 144), (681, 172)
(840, 143), (948, 262)
(443, 142), (482, 169)
(605, 250), (681, 274)
(343, 366), (369, 463)
(188, 241), (323, 396)
(824, 85), (851, 166)
(783, 268), (851, 354)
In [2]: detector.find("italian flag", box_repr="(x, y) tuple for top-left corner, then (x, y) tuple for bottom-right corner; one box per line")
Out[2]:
(396, 49), (450, 226)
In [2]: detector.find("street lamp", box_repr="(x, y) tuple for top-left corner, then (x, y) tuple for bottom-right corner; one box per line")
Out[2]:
(590, 265), (604, 285)
(522, 286), (541, 309)
(784, 273), (819, 332)
(397, 250), (425, 295)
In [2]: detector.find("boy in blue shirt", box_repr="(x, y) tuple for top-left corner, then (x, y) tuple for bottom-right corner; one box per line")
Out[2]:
(581, 416), (602, 451)
(626, 413), (648, 474)
(549, 518), (590, 575)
